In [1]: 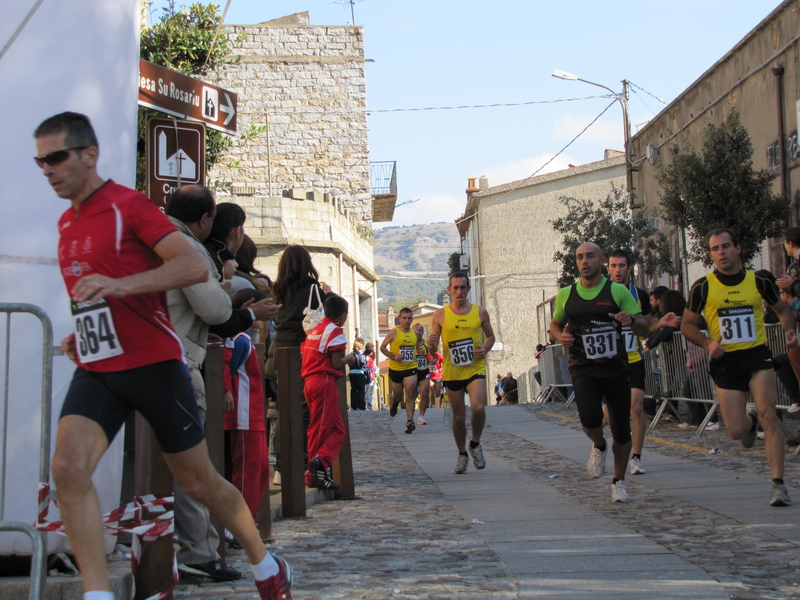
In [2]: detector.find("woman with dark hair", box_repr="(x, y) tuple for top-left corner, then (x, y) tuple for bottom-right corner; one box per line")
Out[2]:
(349, 339), (367, 410)
(203, 202), (246, 276)
(265, 245), (334, 484)
(231, 234), (272, 293)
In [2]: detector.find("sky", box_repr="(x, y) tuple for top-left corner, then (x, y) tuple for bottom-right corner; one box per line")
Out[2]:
(150, 0), (784, 228)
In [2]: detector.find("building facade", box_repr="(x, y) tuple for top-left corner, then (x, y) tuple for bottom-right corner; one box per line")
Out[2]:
(629, 0), (800, 289)
(460, 154), (626, 381)
(208, 11), (378, 344)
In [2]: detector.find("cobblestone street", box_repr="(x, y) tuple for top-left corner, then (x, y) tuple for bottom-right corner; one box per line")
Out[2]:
(172, 403), (800, 600)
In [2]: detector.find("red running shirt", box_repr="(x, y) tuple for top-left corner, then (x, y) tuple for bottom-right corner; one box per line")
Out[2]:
(301, 317), (347, 378)
(57, 181), (183, 372)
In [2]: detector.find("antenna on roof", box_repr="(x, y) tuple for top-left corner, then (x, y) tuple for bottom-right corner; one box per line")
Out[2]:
(335, 0), (362, 25)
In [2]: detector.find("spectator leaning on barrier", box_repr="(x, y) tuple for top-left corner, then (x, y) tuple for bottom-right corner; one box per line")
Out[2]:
(681, 228), (796, 507)
(777, 226), (800, 414)
(165, 185), (281, 581)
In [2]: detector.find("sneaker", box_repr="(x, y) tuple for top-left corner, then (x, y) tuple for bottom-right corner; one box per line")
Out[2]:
(770, 482), (792, 507)
(705, 422), (720, 431)
(389, 402), (398, 417)
(741, 413), (758, 449)
(454, 453), (469, 474)
(789, 403), (800, 414)
(757, 431), (765, 440)
(468, 443), (486, 470)
(224, 529), (242, 550)
(678, 422), (694, 429)
(418, 416), (427, 425)
(255, 555), (293, 600)
(272, 470), (281, 486)
(587, 444), (607, 478)
(405, 419), (416, 434)
(629, 457), (646, 475)
(308, 457), (340, 491)
(179, 558), (242, 581)
(611, 480), (630, 503)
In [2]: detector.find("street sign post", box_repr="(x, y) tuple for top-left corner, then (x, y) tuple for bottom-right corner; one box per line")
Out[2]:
(138, 59), (238, 135)
(145, 117), (206, 210)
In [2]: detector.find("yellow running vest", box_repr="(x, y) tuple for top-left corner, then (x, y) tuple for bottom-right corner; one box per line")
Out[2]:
(388, 327), (417, 371)
(703, 271), (766, 352)
(441, 304), (485, 380)
(622, 285), (644, 364)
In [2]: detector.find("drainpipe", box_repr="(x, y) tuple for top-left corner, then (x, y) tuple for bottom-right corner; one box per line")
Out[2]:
(772, 63), (788, 200)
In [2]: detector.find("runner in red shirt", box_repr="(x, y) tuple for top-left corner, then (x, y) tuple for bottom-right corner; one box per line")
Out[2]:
(301, 295), (356, 490)
(36, 112), (293, 600)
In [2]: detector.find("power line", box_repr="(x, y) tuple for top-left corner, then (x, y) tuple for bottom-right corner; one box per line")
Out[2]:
(368, 95), (612, 113)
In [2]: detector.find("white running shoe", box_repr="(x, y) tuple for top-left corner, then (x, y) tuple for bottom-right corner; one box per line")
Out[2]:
(611, 480), (630, 503)
(705, 422), (720, 431)
(418, 416), (427, 425)
(587, 444), (607, 478)
(629, 457), (646, 475)
(789, 404), (800, 414)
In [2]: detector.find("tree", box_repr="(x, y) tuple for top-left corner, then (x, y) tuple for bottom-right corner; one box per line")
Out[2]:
(657, 110), (788, 266)
(137, 2), (241, 192)
(551, 184), (675, 288)
(447, 251), (463, 275)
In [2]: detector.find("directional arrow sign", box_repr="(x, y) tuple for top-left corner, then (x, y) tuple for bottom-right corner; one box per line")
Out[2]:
(138, 59), (238, 135)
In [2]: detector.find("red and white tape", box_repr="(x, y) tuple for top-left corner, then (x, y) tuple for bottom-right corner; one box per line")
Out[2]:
(36, 484), (178, 600)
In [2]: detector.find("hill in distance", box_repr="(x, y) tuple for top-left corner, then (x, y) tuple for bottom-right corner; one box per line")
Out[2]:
(373, 222), (460, 306)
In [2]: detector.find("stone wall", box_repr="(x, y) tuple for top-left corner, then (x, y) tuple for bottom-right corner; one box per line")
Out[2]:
(465, 157), (626, 381)
(203, 12), (377, 342)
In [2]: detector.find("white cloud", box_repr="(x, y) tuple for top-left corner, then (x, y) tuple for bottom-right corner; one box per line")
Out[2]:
(548, 113), (624, 147)
(475, 153), (578, 189)
(375, 192), (464, 229)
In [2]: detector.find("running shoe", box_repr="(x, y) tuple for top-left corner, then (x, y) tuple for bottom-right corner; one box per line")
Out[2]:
(418, 416), (427, 425)
(757, 431), (765, 440)
(468, 443), (486, 470)
(179, 558), (242, 581)
(587, 444), (607, 478)
(741, 413), (758, 449)
(611, 480), (630, 503)
(770, 482), (792, 507)
(389, 402), (398, 417)
(454, 453), (469, 474)
(405, 419), (416, 434)
(789, 403), (800, 414)
(705, 422), (720, 431)
(629, 457), (646, 475)
(255, 555), (293, 600)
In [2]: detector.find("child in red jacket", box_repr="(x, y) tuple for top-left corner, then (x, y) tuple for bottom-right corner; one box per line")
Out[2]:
(301, 295), (357, 490)
(223, 289), (270, 517)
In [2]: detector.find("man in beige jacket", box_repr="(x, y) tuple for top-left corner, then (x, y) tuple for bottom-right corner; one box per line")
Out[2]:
(166, 185), (279, 580)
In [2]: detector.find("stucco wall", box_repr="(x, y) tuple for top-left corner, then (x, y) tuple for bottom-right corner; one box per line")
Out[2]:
(467, 158), (626, 381)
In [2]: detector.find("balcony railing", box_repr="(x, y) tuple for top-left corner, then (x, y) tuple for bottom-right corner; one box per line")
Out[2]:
(370, 161), (396, 195)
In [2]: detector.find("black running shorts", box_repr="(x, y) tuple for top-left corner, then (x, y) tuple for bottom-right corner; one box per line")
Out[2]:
(444, 373), (486, 392)
(628, 359), (646, 391)
(389, 367), (418, 384)
(709, 345), (773, 392)
(60, 360), (205, 454)
(417, 369), (430, 380)
(572, 373), (632, 445)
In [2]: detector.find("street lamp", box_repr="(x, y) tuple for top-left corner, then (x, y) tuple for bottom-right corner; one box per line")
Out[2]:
(551, 70), (632, 168)
(396, 197), (421, 208)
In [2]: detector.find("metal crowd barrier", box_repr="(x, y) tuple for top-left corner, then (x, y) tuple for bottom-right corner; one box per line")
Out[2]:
(533, 344), (573, 404)
(0, 304), (53, 600)
(645, 324), (796, 435)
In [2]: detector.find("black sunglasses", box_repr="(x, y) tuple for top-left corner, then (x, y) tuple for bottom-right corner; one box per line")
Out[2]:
(34, 146), (89, 168)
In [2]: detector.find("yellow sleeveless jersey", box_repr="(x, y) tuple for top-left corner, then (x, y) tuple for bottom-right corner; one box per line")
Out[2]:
(622, 285), (644, 364)
(441, 304), (485, 380)
(703, 271), (766, 352)
(388, 327), (417, 370)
